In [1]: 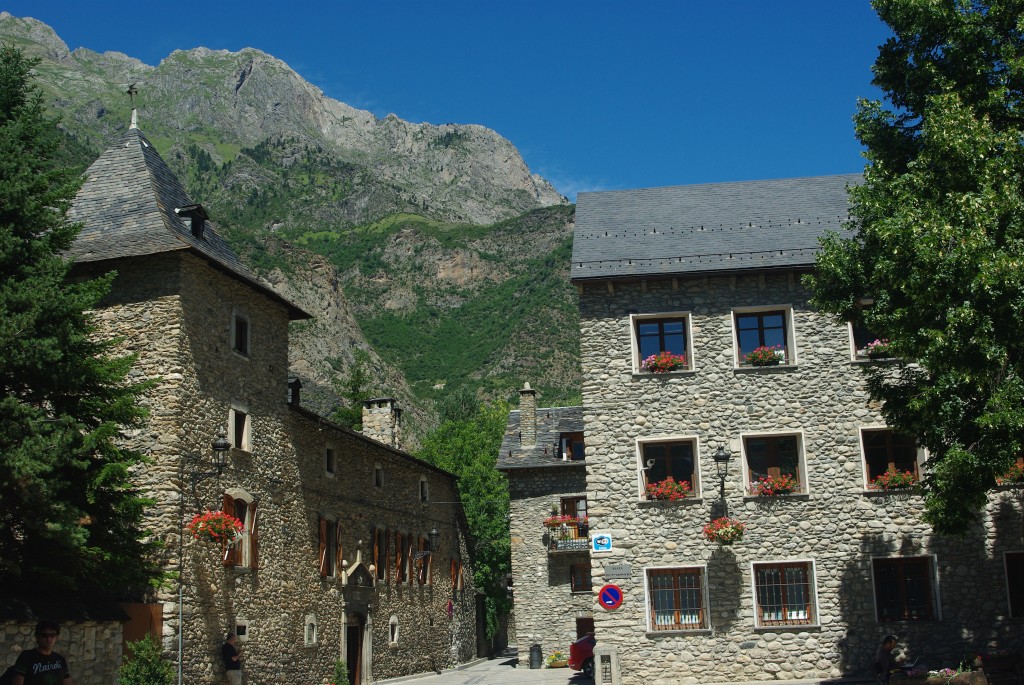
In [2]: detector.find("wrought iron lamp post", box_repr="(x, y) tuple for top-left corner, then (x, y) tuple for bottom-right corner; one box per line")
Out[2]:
(713, 445), (732, 517)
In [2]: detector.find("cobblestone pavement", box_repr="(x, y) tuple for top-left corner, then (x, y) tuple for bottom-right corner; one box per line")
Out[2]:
(375, 653), (594, 685)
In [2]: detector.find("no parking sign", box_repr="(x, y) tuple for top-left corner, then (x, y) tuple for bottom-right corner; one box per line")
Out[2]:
(598, 583), (623, 610)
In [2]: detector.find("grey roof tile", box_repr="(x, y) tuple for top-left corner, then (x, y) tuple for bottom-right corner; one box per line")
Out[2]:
(571, 174), (861, 281)
(497, 406), (585, 470)
(68, 128), (310, 320)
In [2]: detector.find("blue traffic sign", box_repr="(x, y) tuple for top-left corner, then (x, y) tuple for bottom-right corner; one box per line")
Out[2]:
(599, 583), (623, 610)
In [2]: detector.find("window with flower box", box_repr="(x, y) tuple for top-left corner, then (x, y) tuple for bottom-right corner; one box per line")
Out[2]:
(1005, 552), (1024, 618)
(861, 428), (921, 489)
(639, 438), (698, 499)
(571, 563), (593, 593)
(743, 433), (805, 495)
(630, 313), (692, 373)
(548, 497), (589, 550)
(223, 492), (258, 569)
(872, 556), (938, 621)
(646, 567), (708, 631)
(753, 561), (816, 627)
(733, 307), (794, 366)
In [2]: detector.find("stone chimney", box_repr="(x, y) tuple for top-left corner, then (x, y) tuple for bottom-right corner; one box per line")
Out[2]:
(361, 398), (401, 449)
(519, 382), (537, 447)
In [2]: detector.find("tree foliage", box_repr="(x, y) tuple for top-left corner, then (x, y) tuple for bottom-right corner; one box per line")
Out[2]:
(0, 46), (155, 593)
(416, 400), (511, 639)
(807, 0), (1024, 534)
(118, 635), (175, 685)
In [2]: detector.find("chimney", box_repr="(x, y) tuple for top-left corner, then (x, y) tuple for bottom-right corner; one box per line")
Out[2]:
(361, 398), (401, 449)
(519, 382), (537, 447)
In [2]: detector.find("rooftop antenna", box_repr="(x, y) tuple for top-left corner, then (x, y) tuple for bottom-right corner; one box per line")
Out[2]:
(124, 83), (138, 129)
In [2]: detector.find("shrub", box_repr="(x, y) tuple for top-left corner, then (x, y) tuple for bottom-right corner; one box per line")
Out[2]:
(118, 635), (174, 685)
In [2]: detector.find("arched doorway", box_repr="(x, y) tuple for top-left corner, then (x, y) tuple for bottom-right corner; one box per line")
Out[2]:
(345, 612), (365, 685)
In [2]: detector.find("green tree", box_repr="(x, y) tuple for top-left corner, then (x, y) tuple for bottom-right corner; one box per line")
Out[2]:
(807, 0), (1024, 534)
(0, 46), (155, 593)
(330, 348), (375, 431)
(416, 401), (511, 639)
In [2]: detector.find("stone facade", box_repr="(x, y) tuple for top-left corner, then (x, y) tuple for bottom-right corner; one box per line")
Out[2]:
(577, 272), (1023, 685)
(1, 621), (122, 685)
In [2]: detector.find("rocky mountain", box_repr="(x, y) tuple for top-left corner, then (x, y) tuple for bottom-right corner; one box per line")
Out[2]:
(1, 12), (580, 446)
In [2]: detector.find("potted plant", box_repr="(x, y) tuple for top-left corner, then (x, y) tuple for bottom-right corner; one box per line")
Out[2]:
(744, 345), (785, 366)
(863, 338), (892, 359)
(703, 517), (746, 544)
(640, 351), (687, 373)
(749, 473), (799, 496)
(546, 651), (568, 668)
(645, 477), (692, 501)
(187, 510), (244, 543)
(870, 469), (917, 490)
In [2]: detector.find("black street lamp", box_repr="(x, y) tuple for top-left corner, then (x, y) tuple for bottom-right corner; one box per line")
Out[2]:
(713, 445), (732, 515)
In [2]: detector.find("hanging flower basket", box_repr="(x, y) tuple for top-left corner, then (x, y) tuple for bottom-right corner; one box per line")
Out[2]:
(870, 469), (917, 490)
(188, 510), (244, 543)
(645, 477), (692, 501)
(703, 517), (746, 544)
(745, 345), (785, 366)
(640, 351), (687, 373)
(749, 474), (799, 496)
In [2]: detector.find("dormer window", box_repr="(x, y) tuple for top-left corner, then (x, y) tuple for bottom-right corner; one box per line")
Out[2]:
(175, 204), (209, 239)
(561, 432), (585, 461)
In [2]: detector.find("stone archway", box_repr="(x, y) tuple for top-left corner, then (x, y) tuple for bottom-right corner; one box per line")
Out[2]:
(341, 562), (375, 684)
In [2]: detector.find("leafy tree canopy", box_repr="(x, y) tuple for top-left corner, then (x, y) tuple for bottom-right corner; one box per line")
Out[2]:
(807, 0), (1024, 534)
(416, 400), (510, 638)
(0, 46), (155, 593)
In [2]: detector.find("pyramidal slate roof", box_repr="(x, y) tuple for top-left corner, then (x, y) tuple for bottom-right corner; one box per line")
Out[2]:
(67, 126), (310, 320)
(571, 173), (861, 282)
(497, 406), (584, 470)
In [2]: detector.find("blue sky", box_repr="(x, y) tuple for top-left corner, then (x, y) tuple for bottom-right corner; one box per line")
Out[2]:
(6, 1), (892, 201)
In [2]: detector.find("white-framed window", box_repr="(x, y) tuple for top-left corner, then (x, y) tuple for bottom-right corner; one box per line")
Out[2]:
(231, 310), (250, 358)
(1004, 552), (1024, 618)
(318, 515), (342, 578)
(630, 312), (694, 373)
(234, 618), (249, 642)
(374, 463), (384, 488)
(304, 613), (317, 646)
(860, 427), (924, 490)
(741, 431), (807, 495)
(752, 560), (818, 627)
(871, 555), (940, 621)
(419, 476), (429, 503)
(324, 445), (336, 478)
(732, 305), (796, 367)
(637, 436), (700, 500)
(388, 615), (400, 644)
(223, 489), (258, 569)
(645, 565), (709, 631)
(229, 403), (250, 452)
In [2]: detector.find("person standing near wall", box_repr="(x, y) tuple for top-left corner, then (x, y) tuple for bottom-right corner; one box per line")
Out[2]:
(10, 620), (73, 685)
(221, 633), (242, 685)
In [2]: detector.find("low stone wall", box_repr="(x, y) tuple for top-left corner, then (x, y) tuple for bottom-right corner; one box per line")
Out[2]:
(0, 621), (122, 685)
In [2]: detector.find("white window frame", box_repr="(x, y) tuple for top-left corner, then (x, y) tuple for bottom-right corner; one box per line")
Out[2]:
(635, 435), (702, 500)
(750, 559), (820, 629)
(644, 564), (710, 632)
(731, 305), (796, 367)
(225, 488), (256, 568)
(858, 426), (927, 490)
(869, 554), (941, 622)
(740, 430), (808, 495)
(388, 615), (400, 645)
(233, 618), (249, 642)
(324, 444), (336, 478)
(629, 311), (695, 374)
(231, 309), (251, 358)
(229, 402), (251, 452)
(419, 476), (429, 503)
(304, 613), (317, 646)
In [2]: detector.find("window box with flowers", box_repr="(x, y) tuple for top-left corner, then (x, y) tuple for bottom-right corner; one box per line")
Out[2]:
(703, 517), (745, 545)
(749, 474), (799, 497)
(188, 510), (244, 544)
(869, 469), (918, 491)
(645, 477), (692, 501)
(860, 338), (893, 359)
(744, 345), (785, 367)
(640, 351), (688, 374)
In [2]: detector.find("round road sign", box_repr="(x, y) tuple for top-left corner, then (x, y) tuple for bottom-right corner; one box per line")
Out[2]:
(598, 583), (623, 610)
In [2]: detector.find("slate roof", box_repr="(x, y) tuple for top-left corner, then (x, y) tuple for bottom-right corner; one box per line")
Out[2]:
(571, 174), (861, 281)
(67, 127), (310, 320)
(497, 406), (585, 470)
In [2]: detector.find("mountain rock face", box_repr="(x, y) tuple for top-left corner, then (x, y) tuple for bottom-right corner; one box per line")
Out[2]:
(2, 12), (580, 444)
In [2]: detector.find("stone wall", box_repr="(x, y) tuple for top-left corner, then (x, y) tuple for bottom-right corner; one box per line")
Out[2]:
(578, 272), (1024, 685)
(1, 621), (122, 685)
(508, 466), (591, 664)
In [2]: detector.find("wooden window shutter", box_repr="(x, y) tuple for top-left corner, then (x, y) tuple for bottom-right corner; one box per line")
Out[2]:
(383, 528), (390, 582)
(222, 494), (240, 567)
(335, 520), (344, 573)
(318, 516), (328, 577)
(426, 541), (433, 585)
(373, 526), (380, 575)
(249, 501), (259, 569)
(407, 536), (415, 583)
(451, 559), (457, 593)
(396, 532), (405, 583)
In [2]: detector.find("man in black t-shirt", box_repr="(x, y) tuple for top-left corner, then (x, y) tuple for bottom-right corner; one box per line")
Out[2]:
(221, 632), (241, 685)
(11, 620), (73, 685)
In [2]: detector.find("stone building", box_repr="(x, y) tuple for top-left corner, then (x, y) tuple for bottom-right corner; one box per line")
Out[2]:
(6, 119), (478, 685)
(498, 383), (590, 665)
(559, 175), (1023, 684)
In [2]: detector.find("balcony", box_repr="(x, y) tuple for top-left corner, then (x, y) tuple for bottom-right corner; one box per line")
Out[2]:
(544, 516), (590, 553)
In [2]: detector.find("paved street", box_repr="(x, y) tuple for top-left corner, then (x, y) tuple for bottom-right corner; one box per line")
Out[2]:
(376, 652), (595, 685)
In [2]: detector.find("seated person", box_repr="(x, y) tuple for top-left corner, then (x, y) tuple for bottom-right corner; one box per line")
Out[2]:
(874, 635), (900, 684)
